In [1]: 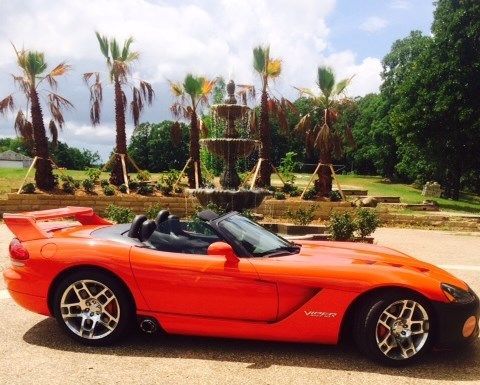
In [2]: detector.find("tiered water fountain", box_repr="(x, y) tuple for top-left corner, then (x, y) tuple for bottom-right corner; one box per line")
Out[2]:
(189, 80), (269, 211)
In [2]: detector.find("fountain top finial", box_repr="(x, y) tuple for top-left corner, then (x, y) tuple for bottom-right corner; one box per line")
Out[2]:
(225, 80), (237, 105)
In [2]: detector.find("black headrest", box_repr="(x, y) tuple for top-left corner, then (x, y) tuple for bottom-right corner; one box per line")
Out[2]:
(197, 209), (219, 222)
(167, 214), (183, 235)
(128, 215), (147, 239)
(140, 219), (156, 242)
(155, 209), (170, 227)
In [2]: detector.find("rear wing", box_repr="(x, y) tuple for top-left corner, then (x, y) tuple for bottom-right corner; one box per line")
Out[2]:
(3, 206), (111, 241)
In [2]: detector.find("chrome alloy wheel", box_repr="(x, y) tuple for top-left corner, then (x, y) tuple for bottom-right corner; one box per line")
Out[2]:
(375, 299), (430, 360)
(60, 280), (120, 340)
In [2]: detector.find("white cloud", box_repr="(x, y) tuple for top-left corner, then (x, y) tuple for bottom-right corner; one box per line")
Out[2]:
(360, 16), (388, 33)
(391, 0), (411, 10)
(0, 0), (385, 159)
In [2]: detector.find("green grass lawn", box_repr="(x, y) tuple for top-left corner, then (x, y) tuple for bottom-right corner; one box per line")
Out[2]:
(272, 173), (480, 214)
(1, 168), (479, 214)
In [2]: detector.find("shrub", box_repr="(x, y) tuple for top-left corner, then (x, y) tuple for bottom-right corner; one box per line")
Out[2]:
(278, 151), (299, 184)
(85, 167), (102, 183)
(274, 191), (286, 200)
(129, 180), (139, 190)
(145, 203), (164, 220)
(104, 204), (135, 223)
(286, 205), (316, 226)
(73, 179), (81, 189)
(103, 184), (115, 196)
(289, 188), (301, 197)
(82, 178), (95, 193)
(329, 212), (356, 241)
(100, 179), (109, 188)
(355, 208), (380, 239)
(62, 180), (76, 194)
(157, 170), (180, 196)
(119, 184), (128, 193)
(22, 183), (36, 194)
(137, 182), (154, 195)
(301, 186), (317, 200)
(329, 190), (342, 202)
(136, 170), (151, 182)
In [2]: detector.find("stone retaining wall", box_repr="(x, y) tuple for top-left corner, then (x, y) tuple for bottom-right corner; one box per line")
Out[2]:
(0, 193), (353, 220)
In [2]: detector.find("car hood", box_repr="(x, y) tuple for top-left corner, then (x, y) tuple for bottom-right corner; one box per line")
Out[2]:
(251, 240), (468, 292)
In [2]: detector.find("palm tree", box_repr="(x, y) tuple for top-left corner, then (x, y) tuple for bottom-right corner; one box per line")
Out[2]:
(251, 45), (295, 187)
(295, 66), (353, 197)
(0, 45), (72, 190)
(169, 74), (215, 188)
(84, 32), (154, 185)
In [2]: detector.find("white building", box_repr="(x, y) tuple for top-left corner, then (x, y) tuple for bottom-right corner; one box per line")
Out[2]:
(0, 150), (33, 168)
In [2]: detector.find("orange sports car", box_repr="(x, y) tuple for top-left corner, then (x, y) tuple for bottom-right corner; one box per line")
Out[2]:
(3, 206), (479, 366)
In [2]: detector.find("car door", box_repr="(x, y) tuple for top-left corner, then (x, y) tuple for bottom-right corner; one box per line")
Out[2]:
(130, 246), (278, 322)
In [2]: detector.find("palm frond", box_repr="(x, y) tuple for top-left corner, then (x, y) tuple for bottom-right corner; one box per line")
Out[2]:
(139, 80), (154, 104)
(295, 113), (312, 134)
(183, 74), (203, 97)
(109, 38), (120, 60)
(266, 59), (282, 78)
(95, 32), (110, 59)
(130, 86), (143, 126)
(317, 66), (335, 98)
(0, 95), (15, 116)
(253, 45), (269, 74)
(47, 92), (73, 128)
(121, 37), (134, 60)
(236, 84), (255, 105)
(84, 72), (103, 126)
(14, 110), (26, 136)
(293, 86), (316, 98)
(248, 109), (259, 136)
(169, 80), (184, 97)
(49, 119), (58, 148)
(333, 75), (353, 96)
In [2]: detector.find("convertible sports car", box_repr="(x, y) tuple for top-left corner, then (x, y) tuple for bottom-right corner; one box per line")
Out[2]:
(3, 206), (479, 365)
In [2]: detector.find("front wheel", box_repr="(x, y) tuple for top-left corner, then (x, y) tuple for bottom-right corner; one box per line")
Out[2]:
(354, 291), (434, 366)
(52, 270), (134, 345)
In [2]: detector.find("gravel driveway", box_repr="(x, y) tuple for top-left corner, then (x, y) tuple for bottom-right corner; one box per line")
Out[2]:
(0, 225), (479, 385)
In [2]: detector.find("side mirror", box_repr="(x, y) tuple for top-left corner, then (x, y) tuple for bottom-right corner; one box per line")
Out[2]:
(207, 242), (239, 263)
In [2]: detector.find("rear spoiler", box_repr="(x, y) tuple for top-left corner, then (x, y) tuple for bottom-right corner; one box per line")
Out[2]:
(3, 206), (111, 242)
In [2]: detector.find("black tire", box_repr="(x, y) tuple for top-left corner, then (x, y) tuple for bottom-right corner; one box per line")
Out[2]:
(353, 291), (434, 366)
(52, 269), (135, 346)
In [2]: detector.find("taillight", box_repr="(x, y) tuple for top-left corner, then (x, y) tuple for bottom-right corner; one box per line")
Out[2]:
(9, 238), (29, 261)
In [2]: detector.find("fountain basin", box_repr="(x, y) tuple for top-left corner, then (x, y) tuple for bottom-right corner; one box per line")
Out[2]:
(200, 138), (259, 159)
(212, 104), (250, 121)
(188, 188), (270, 211)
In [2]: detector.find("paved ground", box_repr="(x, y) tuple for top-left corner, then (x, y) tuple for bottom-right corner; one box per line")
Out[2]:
(0, 225), (479, 385)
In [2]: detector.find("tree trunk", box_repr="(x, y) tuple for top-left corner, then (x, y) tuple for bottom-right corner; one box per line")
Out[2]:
(314, 108), (333, 198)
(188, 111), (202, 188)
(30, 87), (55, 190)
(256, 87), (271, 188)
(110, 77), (128, 186)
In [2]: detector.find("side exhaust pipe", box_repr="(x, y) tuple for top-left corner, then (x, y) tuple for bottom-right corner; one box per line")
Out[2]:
(139, 318), (158, 334)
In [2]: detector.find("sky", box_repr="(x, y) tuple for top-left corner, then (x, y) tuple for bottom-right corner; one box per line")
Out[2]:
(0, 0), (434, 160)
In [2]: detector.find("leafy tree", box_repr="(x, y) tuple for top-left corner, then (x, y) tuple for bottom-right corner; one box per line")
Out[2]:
(51, 142), (100, 170)
(391, 1), (480, 199)
(128, 121), (189, 172)
(295, 66), (353, 197)
(0, 46), (72, 190)
(169, 74), (215, 188)
(84, 32), (154, 185)
(0, 137), (31, 156)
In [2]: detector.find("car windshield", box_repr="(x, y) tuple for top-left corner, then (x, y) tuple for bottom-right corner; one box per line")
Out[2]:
(218, 214), (300, 257)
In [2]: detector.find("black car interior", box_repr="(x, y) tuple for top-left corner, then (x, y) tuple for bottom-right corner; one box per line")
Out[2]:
(124, 209), (221, 254)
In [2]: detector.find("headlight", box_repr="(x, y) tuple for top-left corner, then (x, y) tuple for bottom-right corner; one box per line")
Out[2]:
(441, 283), (475, 304)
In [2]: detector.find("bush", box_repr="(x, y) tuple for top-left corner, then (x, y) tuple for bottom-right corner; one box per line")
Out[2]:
(85, 167), (102, 183)
(119, 184), (128, 193)
(100, 179), (109, 188)
(73, 179), (81, 189)
(274, 191), (286, 200)
(136, 170), (151, 182)
(355, 208), (380, 239)
(137, 182), (154, 195)
(301, 186), (317, 200)
(286, 205), (316, 225)
(329, 212), (356, 241)
(62, 180), (76, 194)
(82, 178), (95, 193)
(329, 190), (342, 202)
(278, 151), (299, 184)
(129, 180), (139, 190)
(21, 182), (36, 194)
(157, 170), (180, 196)
(103, 184), (115, 196)
(289, 188), (301, 197)
(145, 203), (164, 220)
(104, 204), (135, 223)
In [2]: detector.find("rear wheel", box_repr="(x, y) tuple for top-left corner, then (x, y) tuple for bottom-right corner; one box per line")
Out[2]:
(354, 291), (434, 366)
(52, 270), (134, 345)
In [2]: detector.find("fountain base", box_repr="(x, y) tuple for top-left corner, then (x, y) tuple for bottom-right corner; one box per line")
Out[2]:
(188, 188), (270, 212)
